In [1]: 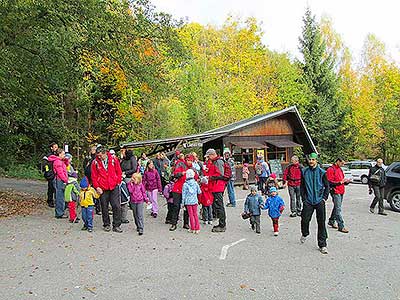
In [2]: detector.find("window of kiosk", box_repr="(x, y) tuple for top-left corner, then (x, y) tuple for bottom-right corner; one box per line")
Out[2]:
(232, 146), (254, 164)
(267, 144), (288, 162)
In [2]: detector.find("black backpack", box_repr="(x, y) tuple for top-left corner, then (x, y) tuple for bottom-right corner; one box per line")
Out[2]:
(43, 161), (55, 181)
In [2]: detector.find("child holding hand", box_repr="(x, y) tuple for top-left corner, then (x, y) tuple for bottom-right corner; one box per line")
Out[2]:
(79, 176), (99, 233)
(263, 187), (285, 236)
(243, 186), (264, 234)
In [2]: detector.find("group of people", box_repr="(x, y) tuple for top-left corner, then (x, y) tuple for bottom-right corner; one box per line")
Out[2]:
(43, 142), (388, 255)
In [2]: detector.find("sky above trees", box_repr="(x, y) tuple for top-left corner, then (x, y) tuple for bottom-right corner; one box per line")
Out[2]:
(152, 0), (400, 64)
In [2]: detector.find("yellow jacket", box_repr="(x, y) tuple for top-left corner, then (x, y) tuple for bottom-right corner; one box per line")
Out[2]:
(79, 187), (99, 208)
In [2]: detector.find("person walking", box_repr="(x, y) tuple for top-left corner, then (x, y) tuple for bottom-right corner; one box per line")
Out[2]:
(263, 187), (285, 236)
(243, 186), (264, 234)
(224, 150), (236, 207)
(143, 160), (162, 218)
(206, 149), (227, 233)
(300, 153), (330, 254)
(369, 158), (387, 215)
(326, 158), (350, 233)
(48, 148), (68, 219)
(91, 145), (123, 233)
(283, 155), (303, 217)
(255, 156), (270, 195)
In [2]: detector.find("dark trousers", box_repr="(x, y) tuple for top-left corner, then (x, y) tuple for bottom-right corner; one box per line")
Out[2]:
(250, 215), (260, 233)
(370, 186), (385, 213)
(95, 199), (101, 214)
(288, 185), (302, 214)
(258, 177), (267, 194)
(47, 179), (55, 205)
(170, 192), (189, 226)
(166, 202), (174, 222)
(301, 200), (327, 248)
(100, 187), (122, 228)
(212, 192), (226, 228)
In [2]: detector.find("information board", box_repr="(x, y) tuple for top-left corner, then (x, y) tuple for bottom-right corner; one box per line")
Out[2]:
(269, 159), (283, 178)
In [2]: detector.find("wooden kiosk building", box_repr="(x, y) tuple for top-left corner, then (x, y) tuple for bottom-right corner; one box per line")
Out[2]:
(121, 106), (317, 183)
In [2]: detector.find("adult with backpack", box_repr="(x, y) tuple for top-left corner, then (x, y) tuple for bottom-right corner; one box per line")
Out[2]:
(283, 155), (303, 217)
(43, 142), (58, 207)
(368, 158), (387, 215)
(206, 148), (227, 233)
(48, 148), (69, 219)
(120, 149), (138, 223)
(91, 145), (123, 233)
(326, 157), (350, 233)
(223, 150), (236, 207)
(255, 156), (270, 195)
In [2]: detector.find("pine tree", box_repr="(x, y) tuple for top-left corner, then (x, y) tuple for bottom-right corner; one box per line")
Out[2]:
(298, 8), (346, 161)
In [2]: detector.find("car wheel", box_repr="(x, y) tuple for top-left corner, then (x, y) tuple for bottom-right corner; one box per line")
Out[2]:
(361, 176), (369, 185)
(389, 191), (400, 213)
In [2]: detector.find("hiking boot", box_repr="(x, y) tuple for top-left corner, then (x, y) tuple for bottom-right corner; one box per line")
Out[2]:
(211, 226), (226, 233)
(256, 231), (261, 234)
(183, 224), (190, 230)
(319, 247), (328, 254)
(138, 232), (143, 236)
(378, 211), (387, 216)
(300, 236), (307, 244)
(74, 218), (80, 223)
(112, 226), (123, 233)
(297, 212), (302, 217)
(103, 225), (111, 232)
(55, 215), (67, 219)
(369, 208), (375, 214)
(47, 202), (55, 208)
(153, 213), (157, 218)
(338, 228), (349, 233)
(290, 213), (297, 218)
(81, 226), (88, 231)
(226, 203), (235, 207)
(208, 221), (213, 225)
(328, 222), (338, 229)
(169, 225), (177, 231)
(88, 228), (93, 233)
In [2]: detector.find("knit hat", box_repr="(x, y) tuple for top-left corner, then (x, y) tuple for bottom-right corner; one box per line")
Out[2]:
(186, 169), (195, 179)
(109, 149), (115, 155)
(309, 153), (318, 159)
(80, 176), (89, 189)
(270, 173), (277, 179)
(205, 148), (216, 156)
(250, 185), (257, 192)
(65, 153), (72, 159)
(269, 187), (277, 193)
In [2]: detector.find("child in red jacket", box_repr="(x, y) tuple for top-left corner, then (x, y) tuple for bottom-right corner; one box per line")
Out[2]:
(198, 176), (213, 225)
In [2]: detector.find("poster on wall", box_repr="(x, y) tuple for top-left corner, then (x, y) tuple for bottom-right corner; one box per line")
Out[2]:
(256, 149), (265, 159)
(269, 159), (283, 178)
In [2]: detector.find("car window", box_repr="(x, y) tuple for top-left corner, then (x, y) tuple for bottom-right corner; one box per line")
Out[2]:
(352, 163), (361, 169)
(361, 163), (371, 169)
(391, 165), (400, 174)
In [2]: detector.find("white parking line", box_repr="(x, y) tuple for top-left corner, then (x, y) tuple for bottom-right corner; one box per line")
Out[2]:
(219, 238), (246, 260)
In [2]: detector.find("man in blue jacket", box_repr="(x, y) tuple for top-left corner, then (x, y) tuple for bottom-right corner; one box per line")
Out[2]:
(300, 153), (330, 254)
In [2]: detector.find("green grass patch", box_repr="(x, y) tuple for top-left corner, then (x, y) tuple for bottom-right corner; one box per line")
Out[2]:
(0, 163), (44, 181)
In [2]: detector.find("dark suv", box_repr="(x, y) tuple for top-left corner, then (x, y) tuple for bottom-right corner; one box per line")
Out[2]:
(384, 162), (400, 212)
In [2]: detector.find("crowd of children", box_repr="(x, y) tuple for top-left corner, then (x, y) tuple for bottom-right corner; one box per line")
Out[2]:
(48, 146), (289, 239)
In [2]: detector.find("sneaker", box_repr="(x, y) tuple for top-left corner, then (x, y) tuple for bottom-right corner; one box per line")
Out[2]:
(88, 228), (93, 233)
(47, 202), (55, 208)
(369, 208), (375, 214)
(211, 226), (226, 233)
(165, 220), (171, 224)
(208, 221), (213, 225)
(169, 225), (177, 231)
(188, 229), (193, 233)
(328, 222), (338, 229)
(274, 231), (279, 236)
(153, 213), (157, 218)
(194, 230), (200, 234)
(103, 225), (111, 232)
(112, 226), (123, 233)
(338, 228), (349, 233)
(300, 236), (307, 244)
(378, 211), (388, 216)
(138, 232), (143, 236)
(96, 211), (101, 215)
(256, 231), (261, 234)
(81, 226), (88, 231)
(55, 215), (68, 219)
(226, 203), (233, 207)
(203, 221), (207, 225)
(319, 247), (328, 254)
(121, 220), (130, 224)
(183, 224), (189, 230)
(297, 212), (302, 217)
(289, 213), (297, 218)
(74, 218), (80, 223)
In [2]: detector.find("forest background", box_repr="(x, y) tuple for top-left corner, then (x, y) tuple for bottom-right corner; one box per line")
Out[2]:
(1, 0), (399, 178)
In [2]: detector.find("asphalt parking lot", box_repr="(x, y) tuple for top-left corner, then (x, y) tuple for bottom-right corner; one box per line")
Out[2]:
(1, 183), (399, 300)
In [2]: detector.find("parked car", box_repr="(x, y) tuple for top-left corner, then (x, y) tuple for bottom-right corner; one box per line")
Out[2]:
(321, 164), (353, 182)
(384, 162), (400, 212)
(345, 160), (376, 184)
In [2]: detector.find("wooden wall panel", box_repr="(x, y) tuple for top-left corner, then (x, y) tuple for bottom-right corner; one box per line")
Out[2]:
(229, 117), (293, 137)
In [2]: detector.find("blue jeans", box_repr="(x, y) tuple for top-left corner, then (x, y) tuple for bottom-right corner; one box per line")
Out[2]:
(82, 206), (94, 229)
(328, 194), (345, 229)
(226, 180), (236, 206)
(55, 179), (65, 217)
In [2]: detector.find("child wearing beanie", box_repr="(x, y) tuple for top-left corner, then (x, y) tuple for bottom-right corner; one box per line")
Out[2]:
(79, 176), (99, 232)
(263, 187), (285, 236)
(243, 185), (264, 234)
(182, 169), (201, 233)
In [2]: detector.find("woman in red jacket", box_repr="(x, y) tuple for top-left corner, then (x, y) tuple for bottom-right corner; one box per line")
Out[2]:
(48, 149), (68, 219)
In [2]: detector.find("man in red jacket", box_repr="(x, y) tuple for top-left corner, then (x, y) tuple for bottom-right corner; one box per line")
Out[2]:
(206, 148), (227, 233)
(326, 157), (350, 233)
(283, 155), (303, 217)
(91, 145), (123, 233)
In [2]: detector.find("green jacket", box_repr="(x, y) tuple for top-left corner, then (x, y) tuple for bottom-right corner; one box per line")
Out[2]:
(64, 178), (80, 202)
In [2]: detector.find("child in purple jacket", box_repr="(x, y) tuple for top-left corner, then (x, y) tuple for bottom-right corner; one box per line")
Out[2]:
(143, 160), (162, 218)
(127, 173), (149, 235)
(163, 182), (174, 224)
